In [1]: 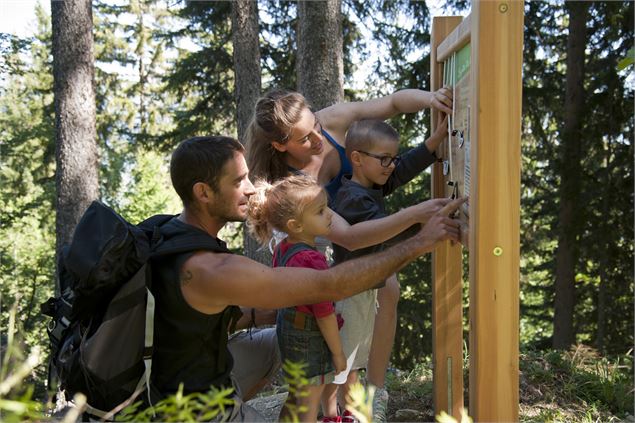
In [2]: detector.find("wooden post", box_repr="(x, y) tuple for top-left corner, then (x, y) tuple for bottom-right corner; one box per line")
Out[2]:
(468, 0), (523, 421)
(431, 15), (464, 420)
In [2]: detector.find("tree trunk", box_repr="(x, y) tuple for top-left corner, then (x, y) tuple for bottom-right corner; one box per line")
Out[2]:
(231, 0), (261, 142)
(136, 0), (148, 134)
(595, 140), (613, 353)
(232, 0), (269, 264)
(553, 1), (588, 350)
(51, 0), (99, 293)
(297, 0), (343, 110)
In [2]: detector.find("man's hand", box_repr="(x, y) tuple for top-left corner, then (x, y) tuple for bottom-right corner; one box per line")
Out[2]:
(411, 197), (467, 254)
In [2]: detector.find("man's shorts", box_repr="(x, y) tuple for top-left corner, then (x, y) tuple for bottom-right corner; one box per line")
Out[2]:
(228, 327), (281, 399)
(216, 327), (280, 422)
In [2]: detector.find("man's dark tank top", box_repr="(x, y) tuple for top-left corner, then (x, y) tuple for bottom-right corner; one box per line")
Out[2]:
(150, 218), (242, 395)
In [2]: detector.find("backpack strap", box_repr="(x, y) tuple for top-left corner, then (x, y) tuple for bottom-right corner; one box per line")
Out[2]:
(152, 233), (230, 257)
(142, 216), (232, 257)
(138, 214), (174, 229)
(276, 242), (317, 267)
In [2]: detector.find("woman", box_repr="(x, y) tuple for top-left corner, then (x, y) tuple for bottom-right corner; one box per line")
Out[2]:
(245, 87), (452, 422)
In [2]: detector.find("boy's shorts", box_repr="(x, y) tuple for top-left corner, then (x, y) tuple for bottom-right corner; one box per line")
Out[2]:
(337, 289), (378, 372)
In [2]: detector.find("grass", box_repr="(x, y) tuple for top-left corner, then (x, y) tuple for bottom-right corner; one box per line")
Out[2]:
(383, 345), (634, 422)
(518, 345), (633, 422)
(2, 332), (633, 422)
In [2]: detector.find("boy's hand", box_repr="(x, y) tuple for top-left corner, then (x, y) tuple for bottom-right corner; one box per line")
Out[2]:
(333, 351), (347, 373)
(432, 115), (449, 140)
(426, 115), (449, 152)
(412, 197), (457, 223)
(410, 197), (467, 254)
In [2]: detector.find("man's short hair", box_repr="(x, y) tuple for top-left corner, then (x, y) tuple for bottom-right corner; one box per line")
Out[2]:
(170, 136), (245, 206)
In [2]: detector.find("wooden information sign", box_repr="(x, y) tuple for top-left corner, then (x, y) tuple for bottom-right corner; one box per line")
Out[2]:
(430, 1), (523, 421)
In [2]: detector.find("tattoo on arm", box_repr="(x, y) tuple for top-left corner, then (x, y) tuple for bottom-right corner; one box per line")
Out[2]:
(180, 270), (193, 286)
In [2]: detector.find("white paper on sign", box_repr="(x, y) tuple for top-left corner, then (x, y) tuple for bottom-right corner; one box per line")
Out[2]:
(333, 346), (358, 385)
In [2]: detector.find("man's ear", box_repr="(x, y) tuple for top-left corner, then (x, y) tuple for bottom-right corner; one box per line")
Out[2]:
(192, 181), (213, 204)
(271, 141), (287, 153)
(286, 218), (303, 234)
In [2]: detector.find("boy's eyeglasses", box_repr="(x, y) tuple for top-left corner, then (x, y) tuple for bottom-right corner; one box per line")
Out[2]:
(357, 151), (401, 167)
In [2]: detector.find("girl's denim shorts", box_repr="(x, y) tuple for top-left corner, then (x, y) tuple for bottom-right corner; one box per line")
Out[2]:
(276, 308), (334, 382)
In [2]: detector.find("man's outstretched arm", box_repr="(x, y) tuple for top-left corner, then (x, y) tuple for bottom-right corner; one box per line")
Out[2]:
(181, 198), (466, 315)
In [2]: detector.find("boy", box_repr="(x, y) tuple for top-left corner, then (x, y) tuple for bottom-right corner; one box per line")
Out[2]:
(331, 118), (446, 422)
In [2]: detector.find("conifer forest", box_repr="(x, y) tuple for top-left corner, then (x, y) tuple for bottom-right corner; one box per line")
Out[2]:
(0, 1), (633, 421)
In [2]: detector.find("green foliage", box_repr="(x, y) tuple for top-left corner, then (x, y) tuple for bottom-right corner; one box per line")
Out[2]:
(385, 360), (434, 419)
(0, 304), (45, 422)
(522, 1), (634, 353)
(94, 0), (180, 205)
(116, 384), (236, 422)
(345, 382), (373, 423)
(1, 1), (633, 416)
(0, 5), (56, 367)
(279, 360), (308, 422)
(383, 347), (630, 421)
(520, 346), (634, 419)
(117, 360), (312, 422)
(161, 1), (235, 143)
(617, 46), (634, 70)
(346, 0), (433, 140)
(115, 148), (181, 223)
(386, 172), (434, 369)
(259, 0), (297, 90)
(436, 409), (472, 423)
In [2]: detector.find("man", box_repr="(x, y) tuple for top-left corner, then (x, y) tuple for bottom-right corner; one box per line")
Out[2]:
(151, 135), (463, 421)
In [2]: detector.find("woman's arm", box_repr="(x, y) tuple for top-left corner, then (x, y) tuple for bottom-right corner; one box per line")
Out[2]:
(317, 88), (453, 144)
(326, 198), (455, 251)
(316, 313), (346, 373)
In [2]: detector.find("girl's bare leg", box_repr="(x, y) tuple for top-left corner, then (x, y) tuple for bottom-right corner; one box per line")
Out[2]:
(298, 383), (326, 423)
(321, 383), (339, 418)
(338, 370), (359, 411)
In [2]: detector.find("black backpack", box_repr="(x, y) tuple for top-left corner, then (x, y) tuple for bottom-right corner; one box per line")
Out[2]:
(41, 201), (230, 419)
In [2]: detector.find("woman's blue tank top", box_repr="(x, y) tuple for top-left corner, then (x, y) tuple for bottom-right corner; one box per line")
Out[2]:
(322, 129), (352, 202)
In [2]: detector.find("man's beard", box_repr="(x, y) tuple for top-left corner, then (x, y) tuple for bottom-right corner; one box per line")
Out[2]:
(206, 201), (247, 224)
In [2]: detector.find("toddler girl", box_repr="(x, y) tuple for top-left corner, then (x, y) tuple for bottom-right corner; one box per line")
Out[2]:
(247, 174), (346, 423)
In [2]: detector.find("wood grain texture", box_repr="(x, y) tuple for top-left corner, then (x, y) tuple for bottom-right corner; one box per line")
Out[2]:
(437, 14), (472, 63)
(468, 0), (523, 421)
(431, 15), (465, 420)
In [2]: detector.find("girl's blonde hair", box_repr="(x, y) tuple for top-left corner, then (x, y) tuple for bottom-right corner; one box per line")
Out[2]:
(247, 174), (325, 246)
(245, 89), (311, 182)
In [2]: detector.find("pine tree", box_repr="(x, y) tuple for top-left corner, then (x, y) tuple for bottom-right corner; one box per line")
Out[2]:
(51, 0), (99, 291)
(0, 4), (56, 355)
(297, 0), (343, 109)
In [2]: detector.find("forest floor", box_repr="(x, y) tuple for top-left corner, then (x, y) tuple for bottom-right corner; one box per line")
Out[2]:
(249, 345), (634, 422)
